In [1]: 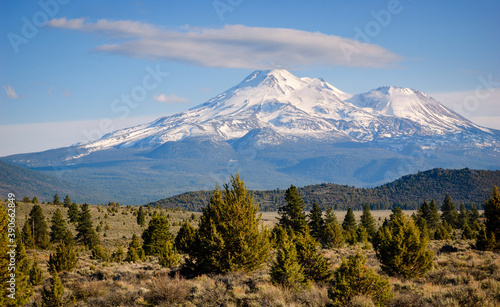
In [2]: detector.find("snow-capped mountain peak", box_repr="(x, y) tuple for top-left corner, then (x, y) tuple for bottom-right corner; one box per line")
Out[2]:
(74, 69), (495, 156)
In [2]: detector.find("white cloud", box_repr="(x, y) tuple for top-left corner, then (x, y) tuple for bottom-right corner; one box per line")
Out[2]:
(3, 85), (19, 99)
(47, 18), (403, 69)
(430, 89), (500, 129)
(153, 94), (189, 104)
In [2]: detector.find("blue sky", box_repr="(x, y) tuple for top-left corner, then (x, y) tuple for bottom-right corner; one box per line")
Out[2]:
(1, 0), (499, 156)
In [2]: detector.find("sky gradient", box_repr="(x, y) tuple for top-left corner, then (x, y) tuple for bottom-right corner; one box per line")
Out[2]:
(1, 0), (499, 156)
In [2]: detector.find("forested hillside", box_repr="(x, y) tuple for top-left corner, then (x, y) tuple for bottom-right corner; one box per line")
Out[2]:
(149, 168), (500, 211)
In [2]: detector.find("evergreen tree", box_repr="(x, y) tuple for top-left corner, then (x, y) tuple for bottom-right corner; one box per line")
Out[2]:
(441, 193), (458, 228)
(12, 233), (33, 306)
(278, 185), (308, 234)
(53, 193), (61, 206)
(427, 199), (441, 229)
(32, 196), (38, 204)
(67, 202), (80, 224)
(469, 204), (480, 225)
(175, 220), (196, 254)
(308, 202), (324, 241)
(461, 223), (476, 240)
(475, 227), (496, 251)
(360, 204), (377, 241)
(322, 207), (344, 248)
(477, 186), (500, 250)
(158, 240), (180, 268)
(28, 204), (49, 249)
(91, 244), (109, 261)
(295, 230), (331, 282)
(126, 234), (145, 262)
(342, 208), (357, 245)
(457, 203), (468, 229)
(63, 195), (71, 208)
(434, 223), (450, 240)
(189, 174), (271, 274)
(29, 257), (44, 286)
(48, 242), (77, 272)
(137, 206), (146, 227)
(21, 217), (33, 249)
(142, 214), (173, 256)
(328, 251), (393, 306)
(373, 213), (433, 279)
(50, 209), (74, 245)
(356, 225), (369, 245)
(76, 203), (99, 249)
(41, 267), (64, 307)
(270, 230), (306, 289)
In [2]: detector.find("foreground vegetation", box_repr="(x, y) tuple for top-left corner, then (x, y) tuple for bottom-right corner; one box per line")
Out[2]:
(1, 178), (499, 306)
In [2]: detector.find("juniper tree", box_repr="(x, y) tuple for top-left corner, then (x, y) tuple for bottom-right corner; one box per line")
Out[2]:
(21, 217), (33, 248)
(142, 213), (173, 256)
(427, 199), (441, 229)
(175, 220), (196, 254)
(67, 202), (80, 224)
(41, 267), (64, 307)
(360, 204), (376, 241)
(76, 203), (99, 249)
(477, 186), (500, 250)
(12, 232), (33, 306)
(137, 206), (146, 227)
(278, 185), (308, 234)
(189, 174), (271, 274)
(441, 193), (458, 228)
(322, 207), (344, 248)
(50, 209), (74, 245)
(294, 230), (331, 282)
(458, 203), (468, 229)
(469, 204), (480, 225)
(29, 257), (44, 286)
(48, 242), (77, 272)
(32, 196), (38, 204)
(308, 202), (324, 241)
(270, 230), (306, 289)
(158, 240), (180, 268)
(28, 204), (50, 249)
(328, 251), (393, 306)
(373, 213), (433, 279)
(126, 234), (145, 262)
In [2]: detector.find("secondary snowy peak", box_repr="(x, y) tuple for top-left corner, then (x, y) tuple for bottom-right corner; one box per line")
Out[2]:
(346, 86), (481, 133)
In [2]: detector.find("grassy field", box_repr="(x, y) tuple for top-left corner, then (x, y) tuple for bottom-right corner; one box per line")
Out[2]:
(4, 201), (499, 306)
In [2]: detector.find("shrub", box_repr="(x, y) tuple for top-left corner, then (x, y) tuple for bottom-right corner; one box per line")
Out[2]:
(158, 240), (180, 268)
(270, 230), (306, 289)
(328, 251), (393, 306)
(48, 242), (77, 272)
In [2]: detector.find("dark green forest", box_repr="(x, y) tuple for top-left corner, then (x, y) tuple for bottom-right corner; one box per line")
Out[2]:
(150, 168), (500, 211)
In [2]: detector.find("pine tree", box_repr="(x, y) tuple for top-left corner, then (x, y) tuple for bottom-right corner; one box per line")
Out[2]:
(360, 204), (376, 241)
(441, 193), (458, 228)
(342, 208), (357, 245)
(41, 267), (64, 307)
(76, 203), (99, 249)
(270, 230), (306, 289)
(278, 185), (308, 234)
(126, 234), (145, 262)
(21, 217), (33, 249)
(158, 240), (180, 268)
(308, 202), (324, 241)
(189, 174), (271, 274)
(328, 251), (393, 306)
(48, 242), (77, 272)
(294, 230), (331, 282)
(29, 257), (44, 286)
(50, 209), (74, 245)
(469, 204), (480, 225)
(427, 199), (441, 229)
(175, 220), (196, 254)
(322, 207), (345, 248)
(373, 213), (433, 279)
(28, 204), (49, 249)
(53, 193), (61, 206)
(63, 195), (71, 208)
(142, 214), (173, 256)
(67, 202), (80, 224)
(477, 186), (500, 250)
(137, 206), (146, 227)
(457, 203), (468, 229)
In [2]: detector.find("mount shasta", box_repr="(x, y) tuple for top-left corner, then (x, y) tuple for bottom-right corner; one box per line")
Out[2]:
(4, 69), (500, 204)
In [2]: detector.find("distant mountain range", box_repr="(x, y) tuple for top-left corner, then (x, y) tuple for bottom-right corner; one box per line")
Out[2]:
(150, 168), (500, 211)
(2, 70), (499, 205)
